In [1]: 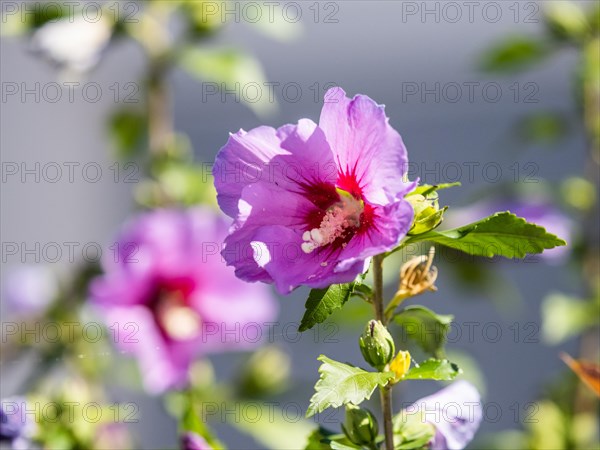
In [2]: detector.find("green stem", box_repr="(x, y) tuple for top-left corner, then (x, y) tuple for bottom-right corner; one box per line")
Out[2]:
(384, 293), (409, 323)
(147, 64), (172, 157)
(372, 255), (385, 322)
(372, 254), (394, 450)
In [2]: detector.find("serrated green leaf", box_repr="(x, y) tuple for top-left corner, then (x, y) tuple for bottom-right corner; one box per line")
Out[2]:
(299, 284), (354, 332)
(307, 356), (394, 417)
(402, 359), (460, 381)
(394, 306), (454, 357)
(406, 212), (566, 258)
(480, 36), (550, 73)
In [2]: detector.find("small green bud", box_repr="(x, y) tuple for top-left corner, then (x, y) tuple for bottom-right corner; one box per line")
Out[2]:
(406, 194), (446, 235)
(342, 403), (379, 446)
(359, 320), (395, 371)
(238, 346), (290, 397)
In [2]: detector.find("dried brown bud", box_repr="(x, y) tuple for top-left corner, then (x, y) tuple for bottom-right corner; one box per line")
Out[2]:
(385, 247), (438, 321)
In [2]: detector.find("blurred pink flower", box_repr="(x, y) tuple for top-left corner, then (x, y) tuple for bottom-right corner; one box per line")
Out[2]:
(90, 207), (278, 393)
(403, 381), (482, 449)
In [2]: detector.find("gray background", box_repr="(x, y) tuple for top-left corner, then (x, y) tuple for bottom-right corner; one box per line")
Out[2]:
(1, 1), (588, 448)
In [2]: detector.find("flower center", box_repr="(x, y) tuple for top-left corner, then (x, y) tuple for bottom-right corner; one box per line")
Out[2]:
(301, 189), (364, 253)
(155, 292), (202, 341)
(150, 278), (201, 341)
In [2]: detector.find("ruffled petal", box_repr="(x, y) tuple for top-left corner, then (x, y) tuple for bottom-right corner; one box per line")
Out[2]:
(220, 121), (338, 283)
(247, 225), (365, 294)
(319, 87), (414, 204)
(213, 120), (336, 218)
(213, 126), (285, 218)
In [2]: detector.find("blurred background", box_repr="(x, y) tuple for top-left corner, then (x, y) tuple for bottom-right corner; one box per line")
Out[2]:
(1, 1), (598, 449)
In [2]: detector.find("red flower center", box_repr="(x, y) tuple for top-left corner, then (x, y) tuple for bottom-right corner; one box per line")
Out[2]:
(300, 171), (375, 253)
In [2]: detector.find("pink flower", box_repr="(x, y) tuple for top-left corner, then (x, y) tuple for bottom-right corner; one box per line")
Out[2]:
(213, 87), (415, 294)
(89, 207), (278, 393)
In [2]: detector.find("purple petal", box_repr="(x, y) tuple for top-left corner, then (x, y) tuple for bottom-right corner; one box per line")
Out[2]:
(249, 225), (368, 294)
(213, 120), (336, 219)
(319, 87), (413, 205)
(213, 126), (285, 218)
(220, 121), (338, 284)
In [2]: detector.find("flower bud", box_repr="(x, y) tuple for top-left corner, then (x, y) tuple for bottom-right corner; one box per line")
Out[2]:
(342, 403), (379, 446)
(359, 320), (395, 371)
(406, 194), (446, 235)
(237, 346), (290, 397)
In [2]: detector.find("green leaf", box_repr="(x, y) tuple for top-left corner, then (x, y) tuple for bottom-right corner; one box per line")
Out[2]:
(406, 212), (566, 258)
(330, 441), (361, 450)
(304, 428), (360, 450)
(544, 1), (590, 42)
(402, 359), (460, 381)
(178, 47), (275, 117)
(157, 163), (218, 207)
(307, 356), (394, 417)
(181, 392), (226, 450)
(299, 284), (355, 332)
(410, 182), (461, 197)
(305, 428), (336, 450)
(247, 3), (303, 42)
(516, 112), (569, 145)
(350, 282), (373, 301)
(393, 306), (454, 357)
(481, 36), (550, 73)
(393, 411), (436, 449)
(108, 109), (147, 159)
